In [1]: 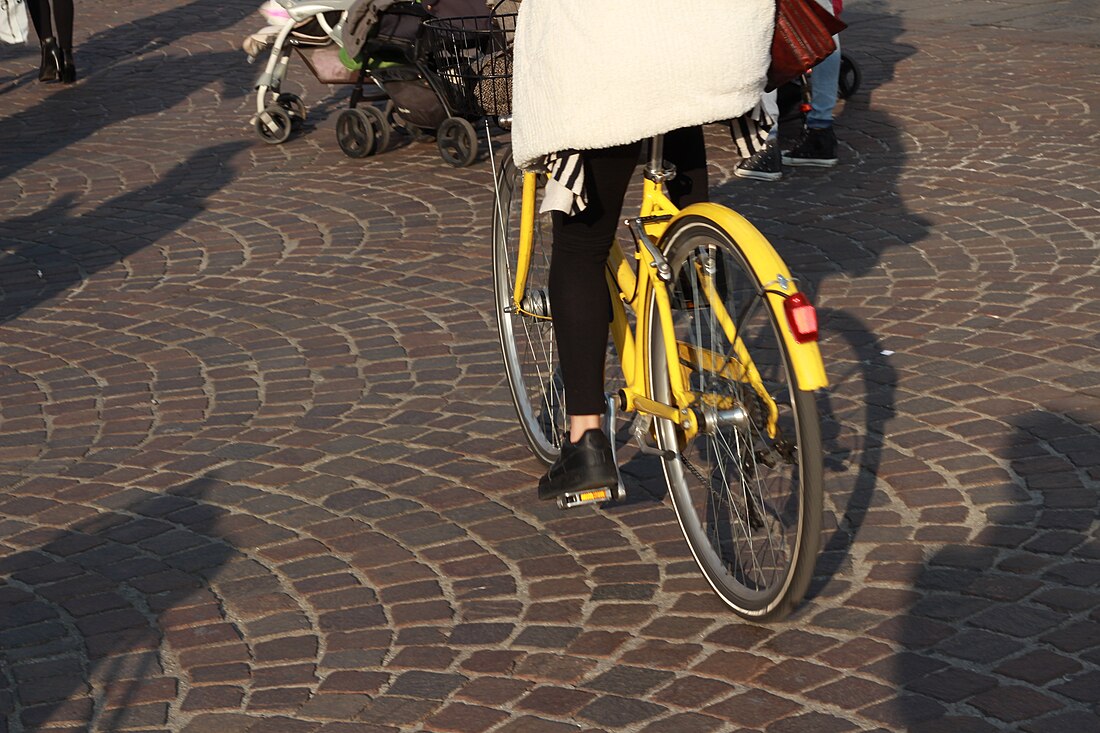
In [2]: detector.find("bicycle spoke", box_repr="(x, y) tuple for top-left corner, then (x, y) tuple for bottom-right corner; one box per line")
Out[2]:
(493, 152), (565, 463)
(652, 215), (822, 620)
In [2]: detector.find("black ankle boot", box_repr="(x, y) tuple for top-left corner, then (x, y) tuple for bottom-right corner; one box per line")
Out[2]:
(59, 48), (76, 84)
(39, 37), (61, 82)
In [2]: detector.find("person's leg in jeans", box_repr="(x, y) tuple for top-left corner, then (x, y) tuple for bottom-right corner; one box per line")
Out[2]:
(784, 34), (841, 166)
(806, 44), (840, 130)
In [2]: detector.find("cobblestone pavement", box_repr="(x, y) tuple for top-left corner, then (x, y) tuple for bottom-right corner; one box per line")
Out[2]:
(1, 1), (1098, 731)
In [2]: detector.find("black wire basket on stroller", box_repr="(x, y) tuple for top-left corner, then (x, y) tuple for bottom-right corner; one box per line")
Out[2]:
(414, 11), (514, 166)
(338, 4), (514, 167)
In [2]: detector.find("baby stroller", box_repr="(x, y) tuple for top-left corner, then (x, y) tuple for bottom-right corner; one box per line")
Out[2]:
(244, 0), (389, 145)
(338, 0), (515, 166)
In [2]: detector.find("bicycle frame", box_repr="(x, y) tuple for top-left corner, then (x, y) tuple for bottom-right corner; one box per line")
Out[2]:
(510, 136), (828, 442)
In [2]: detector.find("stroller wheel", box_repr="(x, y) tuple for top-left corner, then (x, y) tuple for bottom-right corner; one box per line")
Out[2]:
(277, 93), (307, 129)
(361, 106), (391, 155)
(256, 105), (293, 145)
(336, 108), (378, 158)
(437, 117), (478, 168)
(838, 53), (861, 99)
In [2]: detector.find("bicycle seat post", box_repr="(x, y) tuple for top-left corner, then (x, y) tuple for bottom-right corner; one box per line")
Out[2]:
(644, 134), (676, 184)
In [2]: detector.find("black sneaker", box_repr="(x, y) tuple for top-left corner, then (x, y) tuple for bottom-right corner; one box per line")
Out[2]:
(782, 127), (839, 167)
(538, 429), (619, 501)
(734, 142), (783, 181)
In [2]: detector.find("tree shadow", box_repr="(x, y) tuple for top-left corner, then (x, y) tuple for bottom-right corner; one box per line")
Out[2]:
(0, 476), (238, 731)
(0, 141), (246, 323)
(888, 410), (1100, 730)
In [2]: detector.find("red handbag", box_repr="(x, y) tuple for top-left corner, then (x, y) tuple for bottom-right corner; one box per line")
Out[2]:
(766, 0), (848, 91)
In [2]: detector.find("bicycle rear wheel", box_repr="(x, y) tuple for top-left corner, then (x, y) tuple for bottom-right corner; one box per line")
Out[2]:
(649, 214), (823, 621)
(491, 148), (565, 465)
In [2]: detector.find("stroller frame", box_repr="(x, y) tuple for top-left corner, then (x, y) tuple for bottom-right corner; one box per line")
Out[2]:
(252, 0), (387, 145)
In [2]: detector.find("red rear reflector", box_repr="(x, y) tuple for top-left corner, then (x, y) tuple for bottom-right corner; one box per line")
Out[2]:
(783, 292), (819, 343)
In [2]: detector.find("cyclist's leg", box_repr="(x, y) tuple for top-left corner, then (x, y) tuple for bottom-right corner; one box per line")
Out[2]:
(664, 125), (709, 207)
(541, 141), (641, 499)
(549, 141), (640, 430)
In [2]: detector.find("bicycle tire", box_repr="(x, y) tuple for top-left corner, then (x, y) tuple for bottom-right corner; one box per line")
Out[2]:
(648, 213), (823, 621)
(491, 148), (565, 465)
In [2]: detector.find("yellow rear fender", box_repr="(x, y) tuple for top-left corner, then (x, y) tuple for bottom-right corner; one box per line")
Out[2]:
(664, 204), (829, 391)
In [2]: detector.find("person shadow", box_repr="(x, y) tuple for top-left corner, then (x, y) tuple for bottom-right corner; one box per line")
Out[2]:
(0, 0), (254, 179)
(889, 410), (1100, 730)
(0, 141), (246, 323)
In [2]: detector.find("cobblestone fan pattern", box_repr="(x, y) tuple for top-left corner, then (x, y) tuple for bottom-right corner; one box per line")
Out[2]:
(1, 0), (1098, 731)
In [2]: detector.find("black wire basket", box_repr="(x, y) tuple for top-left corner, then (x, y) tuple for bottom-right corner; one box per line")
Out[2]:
(420, 13), (516, 120)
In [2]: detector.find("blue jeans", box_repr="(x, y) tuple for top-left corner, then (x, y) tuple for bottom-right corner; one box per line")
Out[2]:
(807, 40), (841, 129)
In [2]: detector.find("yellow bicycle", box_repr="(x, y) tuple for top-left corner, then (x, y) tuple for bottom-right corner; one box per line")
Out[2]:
(491, 135), (829, 620)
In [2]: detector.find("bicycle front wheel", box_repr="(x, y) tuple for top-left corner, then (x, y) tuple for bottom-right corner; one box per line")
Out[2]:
(491, 148), (565, 465)
(649, 213), (823, 621)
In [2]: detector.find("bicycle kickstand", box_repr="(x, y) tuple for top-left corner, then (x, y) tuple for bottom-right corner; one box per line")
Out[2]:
(555, 394), (628, 510)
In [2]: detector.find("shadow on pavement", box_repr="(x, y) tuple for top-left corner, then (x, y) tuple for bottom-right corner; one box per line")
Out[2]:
(0, 0), (252, 179)
(809, 306), (898, 599)
(892, 409), (1100, 730)
(708, 9), (927, 598)
(0, 477), (237, 730)
(0, 141), (246, 323)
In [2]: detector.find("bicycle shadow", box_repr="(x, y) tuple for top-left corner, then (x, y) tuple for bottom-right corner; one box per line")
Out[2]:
(808, 307), (897, 599)
(0, 141), (246, 323)
(0, 475), (237, 730)
(718, 9), (926, 604)
(890, 410), (1100, 729)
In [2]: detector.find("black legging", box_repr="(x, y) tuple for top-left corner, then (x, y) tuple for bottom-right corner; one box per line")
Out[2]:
(549, 126), (708, 416)
(27, 0), (74, 49)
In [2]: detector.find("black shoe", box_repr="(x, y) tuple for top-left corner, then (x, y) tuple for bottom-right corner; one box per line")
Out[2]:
(59, 48), (76, 84)
(782, 126), (838, 167)
(538, 429), (619, 501)
(38, 37), (61, 83)
(734, 142), (782, 181)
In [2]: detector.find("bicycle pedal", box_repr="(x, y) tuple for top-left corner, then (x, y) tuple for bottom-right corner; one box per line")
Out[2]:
(556, 485), (625, 510)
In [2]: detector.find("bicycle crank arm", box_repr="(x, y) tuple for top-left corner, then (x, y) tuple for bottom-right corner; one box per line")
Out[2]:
(629, 412), (675, 459)
(557, 484), (626, 510)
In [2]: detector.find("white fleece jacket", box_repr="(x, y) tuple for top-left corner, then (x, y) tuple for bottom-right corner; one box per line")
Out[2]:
(510, 0), (776, 169)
